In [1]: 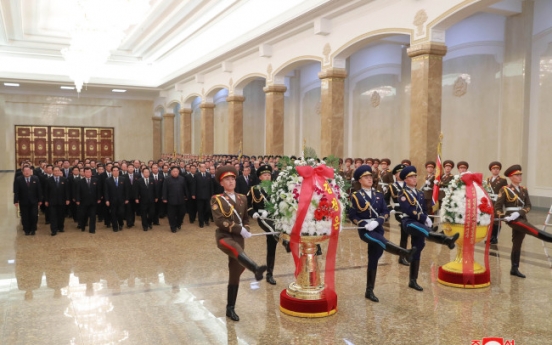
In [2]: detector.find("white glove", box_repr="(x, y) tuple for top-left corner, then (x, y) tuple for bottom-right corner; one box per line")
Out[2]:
(504, 216), (512, 222)
(240, 227), (252, 239)
(252, 212), (260, 219)
(365, 221), (379, 231)
(425, 217), (433, 227)
(508, 212), (520, 221)
(433, 179), (438, 185)
(260, 210), (268, 219)
(425, 180), (431, 186)
(390, 209), (396, 215)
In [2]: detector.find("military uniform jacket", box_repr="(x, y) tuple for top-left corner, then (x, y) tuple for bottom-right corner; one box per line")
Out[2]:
(384, 181), (404, 212)
(247, 185), (267, 215)
(486, 176), (507, 204)
(211, 192), (250, 236)
(398, 187), (428, 224)
(348, 188), (389, 228)
(423, 174), (435, 200)
(438, 173), (454, 200)
(494, 184), (531, 219)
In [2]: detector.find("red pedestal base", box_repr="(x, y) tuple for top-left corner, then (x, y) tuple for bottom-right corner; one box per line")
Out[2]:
(279, 289), (337, 318)
(438, 267), (491, 288)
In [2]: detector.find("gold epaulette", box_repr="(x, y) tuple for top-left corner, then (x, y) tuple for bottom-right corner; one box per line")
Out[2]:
(401, 190), (416, 206)
(250, 186), (263, 204)
(351, 192), (369, 212)
(214, 195), (234, 217)
(502, 186), (518, 203)
(389, 184), (397, 198)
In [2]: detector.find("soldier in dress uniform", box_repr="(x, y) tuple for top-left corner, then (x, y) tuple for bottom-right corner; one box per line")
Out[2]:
(438, 160), (455, 207)
(211, 166), (267, 321)
(384, 164), (410, 266)
(401, 159), (411, 166)
(422, 161), (436, 215)
(371, 158), (380, 189)
(349, 166), (417, 302)
(398, 166), (459, 291)
(378, 158), (392, 193)
(494, 165), (552, 278)
(342, 158), (354, 184)
(457, 161), (469, 174)
(486, 161), (508, 244)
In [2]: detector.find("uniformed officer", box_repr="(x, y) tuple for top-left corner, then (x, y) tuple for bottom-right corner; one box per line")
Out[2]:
(378, 158), (392, 193)
(486, 161), (508, 244)
(422, 161), (436, 214)
(349, 166), (417, 302)
(384, 164), (410, 266)
(494, 165), (552, 278)
(398, 166), (459, 291)
(247, 164), (289, 285)
(457, 161), (469, 174)
(211, 166), (267, 321)
(438, 160), (455, 206)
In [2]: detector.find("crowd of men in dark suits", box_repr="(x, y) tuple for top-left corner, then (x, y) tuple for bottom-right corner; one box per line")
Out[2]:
(13, 154), (283, 236)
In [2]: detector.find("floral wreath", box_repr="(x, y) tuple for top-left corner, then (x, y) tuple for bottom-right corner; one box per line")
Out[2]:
(439, 174), (493, 225)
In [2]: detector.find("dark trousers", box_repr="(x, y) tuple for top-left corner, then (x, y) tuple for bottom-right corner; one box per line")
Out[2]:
(125, 201), (136, 226)
(140, 203), (155, 229)
(43, 205), (50, 223)
(97, 201), (105, 221)
(79, 204), (97, 232)
(187, 199), (197, 223)
(102, 201), (111, 226)
(197, 199), (210, 225)
(157, 199), (166, 218)
(110, 202), (125, 230)
(71, 201), (79, 223)
(167, 204), (185, 230)
(402, 220), (428, 261)
(358, 228), (388, 270)
(258, 219), (277, 274)
(216, 232), (245, 285)
(49, 204), (66, 233)
(20, 203), (38, 233)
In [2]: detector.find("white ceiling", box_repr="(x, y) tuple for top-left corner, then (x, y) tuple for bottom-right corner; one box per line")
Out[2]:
(0, 0), (331, 93)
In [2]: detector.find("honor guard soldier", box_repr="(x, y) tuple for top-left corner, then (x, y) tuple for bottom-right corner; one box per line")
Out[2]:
(211, 166), (267, 321)
(457, 161), (469, 174)
(423, 161), (436, 214)
(494, 165), (552, 278)
(438, 160), (455, 207)
(247, 164), (289, 285)
(378, 158), (392, 193)
(487, 161), (508, 244)
(384, 164), (410, 265)
(398, 166), (459, 291)
(349, 166), (417, 302)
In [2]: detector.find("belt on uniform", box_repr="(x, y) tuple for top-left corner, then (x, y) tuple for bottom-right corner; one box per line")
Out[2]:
(422, 186), (432, 191)
(489, 195), (497, 201)
(505, 207), (522, 211)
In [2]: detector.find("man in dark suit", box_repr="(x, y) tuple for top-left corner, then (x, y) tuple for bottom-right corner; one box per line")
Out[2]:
(162, 167), (188, 233)
(151, 164), (165, 221)
(99, 163), (113, 228)
(193, 163), (214, 228)
(135, 168), (157, 231)
(125, 165), (140, 228)
(44, 166), (70, 236)
(185, 165), (197, 224)
(68, 166), (81, 224)
(104, 166), (128, 232)
(74, 167), (101, 234)
(40, 164), (54, 225)
(235, 166), (253, 195)
(14, 166), (42, 235)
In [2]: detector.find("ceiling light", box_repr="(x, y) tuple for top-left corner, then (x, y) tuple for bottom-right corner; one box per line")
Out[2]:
(4, 83), (20, 87)
(112, 89), (127, 93)
(60, 86), (75, 90)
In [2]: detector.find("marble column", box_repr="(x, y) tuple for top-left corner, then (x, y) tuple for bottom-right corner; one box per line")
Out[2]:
(264, 84), (287, 155)
(319, 68), (347, 158)
(179, 108), (192, 154)
(152, 116), (162, 159)
(200, 102), (215, 154)
(162, 112), (175, 155)
(407, 42), (447, 184)
(226, 95), (245, 154)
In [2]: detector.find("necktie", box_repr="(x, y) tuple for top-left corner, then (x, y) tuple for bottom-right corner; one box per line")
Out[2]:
(87, 178), (90, 186)
(202, 173), (205, 178)
(154, 175), (158, 182)
(55, 177), (59, 186)
(145, 179), (148, 188)
(26, 178), (30, 186)
(245, 176), (248, 185)
(129, 175), (133, 185)
(115, 178), (118, 187)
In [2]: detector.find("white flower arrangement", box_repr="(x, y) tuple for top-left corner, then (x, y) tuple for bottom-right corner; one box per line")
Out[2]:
(266, 156), (348, 236)
(439, 174), (493, 226)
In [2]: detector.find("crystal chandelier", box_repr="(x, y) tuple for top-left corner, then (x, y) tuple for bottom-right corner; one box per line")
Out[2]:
(61, 0), (150, 93)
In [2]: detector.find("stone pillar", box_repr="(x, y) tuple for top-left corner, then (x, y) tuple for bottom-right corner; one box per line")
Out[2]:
(179, 108), (192, 154)
(162, 112), (175, 155)
(318, 68), (347, 158)
(264, 84), (287, 155)
(152, 116), (162, 159)
(227, 95), (245, 154)
(407, 42), (447, 184)
(200, 102), (215, 154)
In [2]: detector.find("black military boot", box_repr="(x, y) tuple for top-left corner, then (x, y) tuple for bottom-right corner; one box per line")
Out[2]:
(408, 260), (423, 291)
(226, 285), (240, 321)
(510, 251), (526, 278)
(385, 243), (417, 264)
(398, 226), (410, 266)
(427, 231), (459, 249)
(266, 256), (276, 285)
(237, 253), (267, 281)
(282, 240), (292, 253)
(365, 269), (379, 302)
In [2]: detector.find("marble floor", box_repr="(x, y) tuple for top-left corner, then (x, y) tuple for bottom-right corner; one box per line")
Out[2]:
(1, 172), (551, 345)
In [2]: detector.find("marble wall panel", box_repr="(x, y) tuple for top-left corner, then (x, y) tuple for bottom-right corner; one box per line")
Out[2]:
(191, 105), (201, 154)
(213, 101), (228, 154)
(242, 80), (266, 155)
(301, 87), (321, 155)
(0, 94), (153, 170)
(535, 43), (552, 187)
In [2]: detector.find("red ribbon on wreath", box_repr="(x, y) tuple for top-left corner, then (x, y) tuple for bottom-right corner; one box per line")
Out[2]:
(292, 165), (341, 311)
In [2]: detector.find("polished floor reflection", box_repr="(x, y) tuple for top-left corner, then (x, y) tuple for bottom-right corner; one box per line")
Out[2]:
(1, 172), (551, 345)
